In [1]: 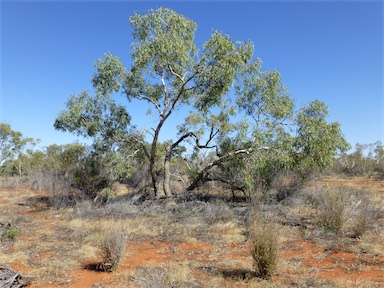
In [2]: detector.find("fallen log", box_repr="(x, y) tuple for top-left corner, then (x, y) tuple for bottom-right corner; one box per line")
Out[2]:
(0, 262), (30, 288)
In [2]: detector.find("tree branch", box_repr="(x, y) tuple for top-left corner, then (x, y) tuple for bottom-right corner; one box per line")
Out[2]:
(161, 73), (170, 111)
(111, 133), (150, 160)
(168, 64), (185, 82)
(136, 94), (162, 116)
(166, 70), (199, 118)
(184, 146), (271, 193)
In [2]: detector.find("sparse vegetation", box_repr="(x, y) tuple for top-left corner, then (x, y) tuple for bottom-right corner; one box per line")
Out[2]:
(0, 174), (383, 287)
(0, 6), (383, 288)
(314, 186), (380, 237)
(249, 218), (279, 279)
(317, 187), (349, 233)
(334, 142), (384, 178)
(2, 227), (18, 240)
(98, 224), (127, 272)
(133, 264), (198, 288)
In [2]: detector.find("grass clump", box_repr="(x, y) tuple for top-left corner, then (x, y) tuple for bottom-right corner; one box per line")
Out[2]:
(316, 186), (379, 237)
(133, 264), (198, 288)
(98, 224), (127, 272)
(318, 187), (348, 233)
(348, 193), (378, 238)
(3, 227), (18, 240)
(249, 219), (278, 280)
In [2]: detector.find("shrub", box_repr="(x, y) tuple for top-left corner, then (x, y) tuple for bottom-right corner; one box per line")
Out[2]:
(270, 171), (303, 202)
(3, 227), (18, 240)
(98, 225), (127, 272)
(317, 187), (348, 233)
(316, 187), (379, 237)
(249, 220), (278, 279)
(101, 187), (116, 202)
(348, 194), (378, 238)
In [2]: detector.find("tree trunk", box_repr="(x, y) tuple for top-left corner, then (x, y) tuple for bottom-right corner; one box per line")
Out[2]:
(149, 120), (166, 198)
(163, 152), (172, 197)
(149, 156), (158, 197)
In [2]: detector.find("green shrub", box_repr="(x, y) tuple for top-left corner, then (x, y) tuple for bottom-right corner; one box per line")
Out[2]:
(3, 227), (18, 240)
(101, 187), (116, 201)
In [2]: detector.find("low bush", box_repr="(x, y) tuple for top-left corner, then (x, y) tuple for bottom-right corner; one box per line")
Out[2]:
(317, 187), (348, 233)
(316, 187), (379, 237)
(2, 227), (18, 240)
(347, 193), (379, 238)
(98, 224), (127, 272)
(249, 219), (278, 279)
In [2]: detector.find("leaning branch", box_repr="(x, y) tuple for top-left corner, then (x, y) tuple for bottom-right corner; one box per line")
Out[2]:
(184, 147), (270, 193)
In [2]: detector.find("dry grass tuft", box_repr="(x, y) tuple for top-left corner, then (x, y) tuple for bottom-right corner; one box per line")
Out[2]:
(132, 263), (198, 288)
(249, 218), (279, 280)
(317, 187), (349, 233)
(98, 223), (127, 272)
(314, 186), (381, 237)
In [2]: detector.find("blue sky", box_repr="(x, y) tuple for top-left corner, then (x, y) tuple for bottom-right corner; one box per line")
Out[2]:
(1, 1), (383, 149)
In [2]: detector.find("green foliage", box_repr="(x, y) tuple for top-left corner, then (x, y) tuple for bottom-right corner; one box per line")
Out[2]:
(6, 143), (87, 178)
(0, 123), (34, 170)
(92, 53), (126, 95)
(54, 7), (349, 197)
(54, 91), (131, 140)
(236, 61), (294, 121)
(194, 33), (253, 111)
(69, 145), (141, 196)
(4, 141), (139, 197)
(100, 187), (116, 202)
(295, 100), (350, 171)
(2, 227), (18, 240)
(129, 7), (197, 77)
(334, 141), (384, 177)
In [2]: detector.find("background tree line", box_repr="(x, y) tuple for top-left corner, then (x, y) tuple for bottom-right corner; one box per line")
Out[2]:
(1, 119), (382, 202)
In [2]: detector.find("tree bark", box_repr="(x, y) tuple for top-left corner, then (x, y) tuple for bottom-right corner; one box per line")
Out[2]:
(149, 123), (163, 198)
(163, 152), (172, 197)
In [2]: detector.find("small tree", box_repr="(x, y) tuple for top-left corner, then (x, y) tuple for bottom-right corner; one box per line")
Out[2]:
(0, 123), (34, 174)
(335, 141), (384, 177)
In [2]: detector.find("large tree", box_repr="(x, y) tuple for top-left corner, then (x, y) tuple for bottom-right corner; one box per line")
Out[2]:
(55, 7), (349, 198)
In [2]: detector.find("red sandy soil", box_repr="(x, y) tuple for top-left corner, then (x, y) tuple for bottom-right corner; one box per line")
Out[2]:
(60, 236), (384, 287)
(1, 175), (383, 287)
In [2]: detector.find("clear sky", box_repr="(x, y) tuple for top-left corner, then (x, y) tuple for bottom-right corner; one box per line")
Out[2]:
(1, 1), (383, 149)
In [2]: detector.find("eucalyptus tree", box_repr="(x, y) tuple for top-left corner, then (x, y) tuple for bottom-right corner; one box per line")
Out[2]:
(0, 123), (34, 168)
(55, 7), (349, 198)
